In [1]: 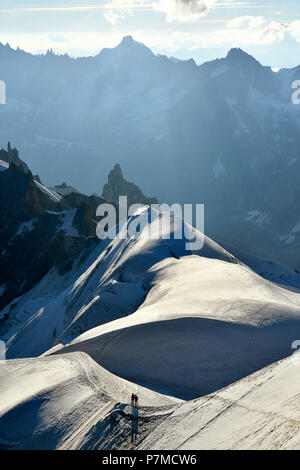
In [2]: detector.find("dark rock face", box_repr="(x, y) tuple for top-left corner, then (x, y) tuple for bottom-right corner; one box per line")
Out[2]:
(72, 203), (95, 239)
(0, 142), (30, 173)
(102, 163), (158, 208)
(0, 162), (65, 309)
(0, 147), (159, 313)
(63, 193), (108, 237)
(0, 162), (63, 241)
(0, 212), (61, 309)
(0, 147), (101, 310)
(54, 233), (96, 275)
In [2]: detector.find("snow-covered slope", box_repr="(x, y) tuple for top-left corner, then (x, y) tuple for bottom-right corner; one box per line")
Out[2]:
(1, 208), (236, 358)
(137, 351), (300, 450)
(0, 159), (9, 171)
(53, 252), (300, 399)
(220, 241), (300, 289)
(2, 207), (300, 376)
(1, 350), (299, 450)
(1, 207), (300, 449)
(34, 180), (62, 203)
(0, 352), (179, 450)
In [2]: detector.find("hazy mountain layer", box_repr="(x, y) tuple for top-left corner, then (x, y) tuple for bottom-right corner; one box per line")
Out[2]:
(0, 37), (299, 269)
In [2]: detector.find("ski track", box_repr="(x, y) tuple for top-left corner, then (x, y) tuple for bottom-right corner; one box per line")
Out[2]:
(59, 401), (116, 450)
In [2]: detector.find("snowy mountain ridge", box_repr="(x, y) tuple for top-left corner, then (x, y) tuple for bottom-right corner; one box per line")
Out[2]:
(0, 37), (299, 270)
(1, 40), (300, 449)
(1, 206), (299, 402)
(1, 203), (300, 448)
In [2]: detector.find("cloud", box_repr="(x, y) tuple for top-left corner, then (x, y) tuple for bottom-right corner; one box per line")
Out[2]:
(223, 15), (286, 46)
(103, 0), (149, 26)
(102, 0), (271, 26)
(102, 0), (218, 25)
(144, 15), (287, 54)
(154, 0), (217, 23)
(289, 21), (300, 42)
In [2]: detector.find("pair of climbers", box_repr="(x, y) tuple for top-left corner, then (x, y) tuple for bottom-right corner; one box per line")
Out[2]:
(131, 393), (139, 407)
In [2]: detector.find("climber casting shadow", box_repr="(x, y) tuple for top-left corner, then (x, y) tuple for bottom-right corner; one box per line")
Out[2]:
(131, 393), (139, 443)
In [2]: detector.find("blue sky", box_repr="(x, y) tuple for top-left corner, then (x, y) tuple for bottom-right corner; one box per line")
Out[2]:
(0, 0), (300, 67)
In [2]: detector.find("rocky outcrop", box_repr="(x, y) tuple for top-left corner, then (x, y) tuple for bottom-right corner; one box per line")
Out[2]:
(52, 182), (80, 196)
(0, 148), (97, 309)
(102, 163), (158, 208)
(0, 151), (158, 312)
(54, 233), (96, 275)
(0, 162), (63, 242)
(63, 193), (108, 237)
(72, 203), (95, 238)
(0, 142), (30, 173)
(0, 212), (62, 310)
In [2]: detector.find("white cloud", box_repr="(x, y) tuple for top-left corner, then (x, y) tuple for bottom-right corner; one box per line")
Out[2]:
(219, 15), (286, 46)
(228, 15), (264, 29)
(289, 21), (300, 42)
(102, 0), (218, 25)
(137, 15), (287, 55)
(103, 0), (149, 25)
(154, 0), (217, 23)
(1, 1), (272, 27)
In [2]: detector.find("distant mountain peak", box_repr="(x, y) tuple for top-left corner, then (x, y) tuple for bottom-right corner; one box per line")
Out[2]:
(111, 163), (123, 179)
(102, 163), (158, 207)
(117, 35), (149, 52)
(0, 42), (14, 58)
(120, 35), (135, 46)
(227, 47), (252, 59)
(226, 47), (260, 64)
(98, 35), (153, 63)
(227, 47), (244, 55)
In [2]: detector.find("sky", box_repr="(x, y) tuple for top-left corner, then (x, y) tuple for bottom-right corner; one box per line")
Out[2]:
(0, 0), (300, 68)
